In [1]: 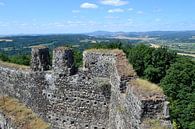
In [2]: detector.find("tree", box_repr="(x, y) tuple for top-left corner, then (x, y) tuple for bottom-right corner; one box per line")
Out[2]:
(160, 57), (195, 129)
(128, 44), (154, 76)
(73, 49), (83, 68)
(9, 55), (31, 66)
(128, 45), (177, 83)
(0, 53), (9, 62)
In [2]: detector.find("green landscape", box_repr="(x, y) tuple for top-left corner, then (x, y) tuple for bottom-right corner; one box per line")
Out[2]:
(0, 32), (195, 129)
(0, 0), (195, 128)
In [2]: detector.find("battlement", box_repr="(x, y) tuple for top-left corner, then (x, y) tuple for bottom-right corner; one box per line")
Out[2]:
(30, 46), (75, 76)
(0, 46), (172, 129)
(52, 47), (75, 75)
(83, 49), (136, 78)
(31, 46), (50, 71)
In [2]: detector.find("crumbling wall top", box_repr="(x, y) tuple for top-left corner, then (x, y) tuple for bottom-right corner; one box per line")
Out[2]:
(84, 49), (136, 78)
(130, 78), (164, 100)
(52, 46), (75, 75)
(54, 46), (72, 51)
(31, 45), (48, 49)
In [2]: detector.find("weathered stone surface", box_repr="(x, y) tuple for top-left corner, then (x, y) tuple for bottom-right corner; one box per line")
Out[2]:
(0, 47), (172, 129)
(31, 46), (50, 71)
(52, 47), (75, 75)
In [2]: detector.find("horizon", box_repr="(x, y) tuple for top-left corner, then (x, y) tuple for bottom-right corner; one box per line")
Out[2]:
(1, 30), (195, 37)
(0, 0), (195, 35)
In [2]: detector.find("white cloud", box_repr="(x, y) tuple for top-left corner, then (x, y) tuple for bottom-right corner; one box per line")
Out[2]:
(72, 10), (80, 13)
(101, 0), (128, 6)
(137, 11), (144, 14)
(0, 2), (5, 6)
(128, 8), (133, 11)
(108, 8), (124, 13)
(80, 3), (98, 9)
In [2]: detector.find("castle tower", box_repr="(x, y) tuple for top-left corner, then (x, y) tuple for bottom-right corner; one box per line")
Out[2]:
(31, 46), (50, 72)
(52, 47), (75, 75)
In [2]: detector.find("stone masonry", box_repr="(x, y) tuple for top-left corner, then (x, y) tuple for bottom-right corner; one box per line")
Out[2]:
(0, 46), (172, 129)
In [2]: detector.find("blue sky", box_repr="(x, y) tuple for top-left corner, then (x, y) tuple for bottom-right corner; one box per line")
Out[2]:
(0, 0), (195, 34)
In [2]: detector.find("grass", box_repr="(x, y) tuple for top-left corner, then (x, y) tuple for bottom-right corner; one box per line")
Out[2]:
(0, 60), (30, 71)
(0, 96), (50, 129)
(132, 78), (164, 95)
(31, 45), (48, 49)
(142, 118), (170, 129)
(85, 48), (123, 54)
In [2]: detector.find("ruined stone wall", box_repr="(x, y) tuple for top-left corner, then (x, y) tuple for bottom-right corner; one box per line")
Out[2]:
(0, 47), (111, 129)
(0, 47), (172, 129)
(83, 49), (172, 129)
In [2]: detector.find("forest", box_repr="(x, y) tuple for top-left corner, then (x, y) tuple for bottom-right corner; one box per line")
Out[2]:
(0, 42), (194, 129)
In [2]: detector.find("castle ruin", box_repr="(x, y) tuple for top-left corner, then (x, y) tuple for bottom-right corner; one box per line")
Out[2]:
(0, 46), (172, 129)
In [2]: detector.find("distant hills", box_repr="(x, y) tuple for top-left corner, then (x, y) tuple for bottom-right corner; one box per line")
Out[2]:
(86, 30), (195, 40)
(1, 30), (195, 43)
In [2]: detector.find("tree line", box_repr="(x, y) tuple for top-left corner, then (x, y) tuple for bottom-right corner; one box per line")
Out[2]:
(0, 53), (31, 66)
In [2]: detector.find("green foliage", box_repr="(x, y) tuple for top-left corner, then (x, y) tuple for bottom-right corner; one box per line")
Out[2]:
(0, 42), (194, 128)
(0, 53), (10, 62)
(128, 44), (177, 83)
(125, 44), (194, 128)
(91, 42), (123, 49)
(128, 44), (154, 77)
(144, 66), (160, 82)
(73, 49), (83, 68)
(0, 53), (31, 66)
(9, 55), (31, 66)
(160, 57), (195, 129)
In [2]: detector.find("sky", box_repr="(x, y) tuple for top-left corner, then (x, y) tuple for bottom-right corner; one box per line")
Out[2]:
(0, 0), (195, 35)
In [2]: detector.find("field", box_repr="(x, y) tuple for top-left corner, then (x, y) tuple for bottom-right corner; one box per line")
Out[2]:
(113, 36), (155, 41)
(150, 42), (195, 58)
(0, 39), (13, 42)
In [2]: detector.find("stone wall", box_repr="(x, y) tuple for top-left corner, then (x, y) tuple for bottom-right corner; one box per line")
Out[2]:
(83, 49), (172, 129)
(0, 46), (172, 129)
